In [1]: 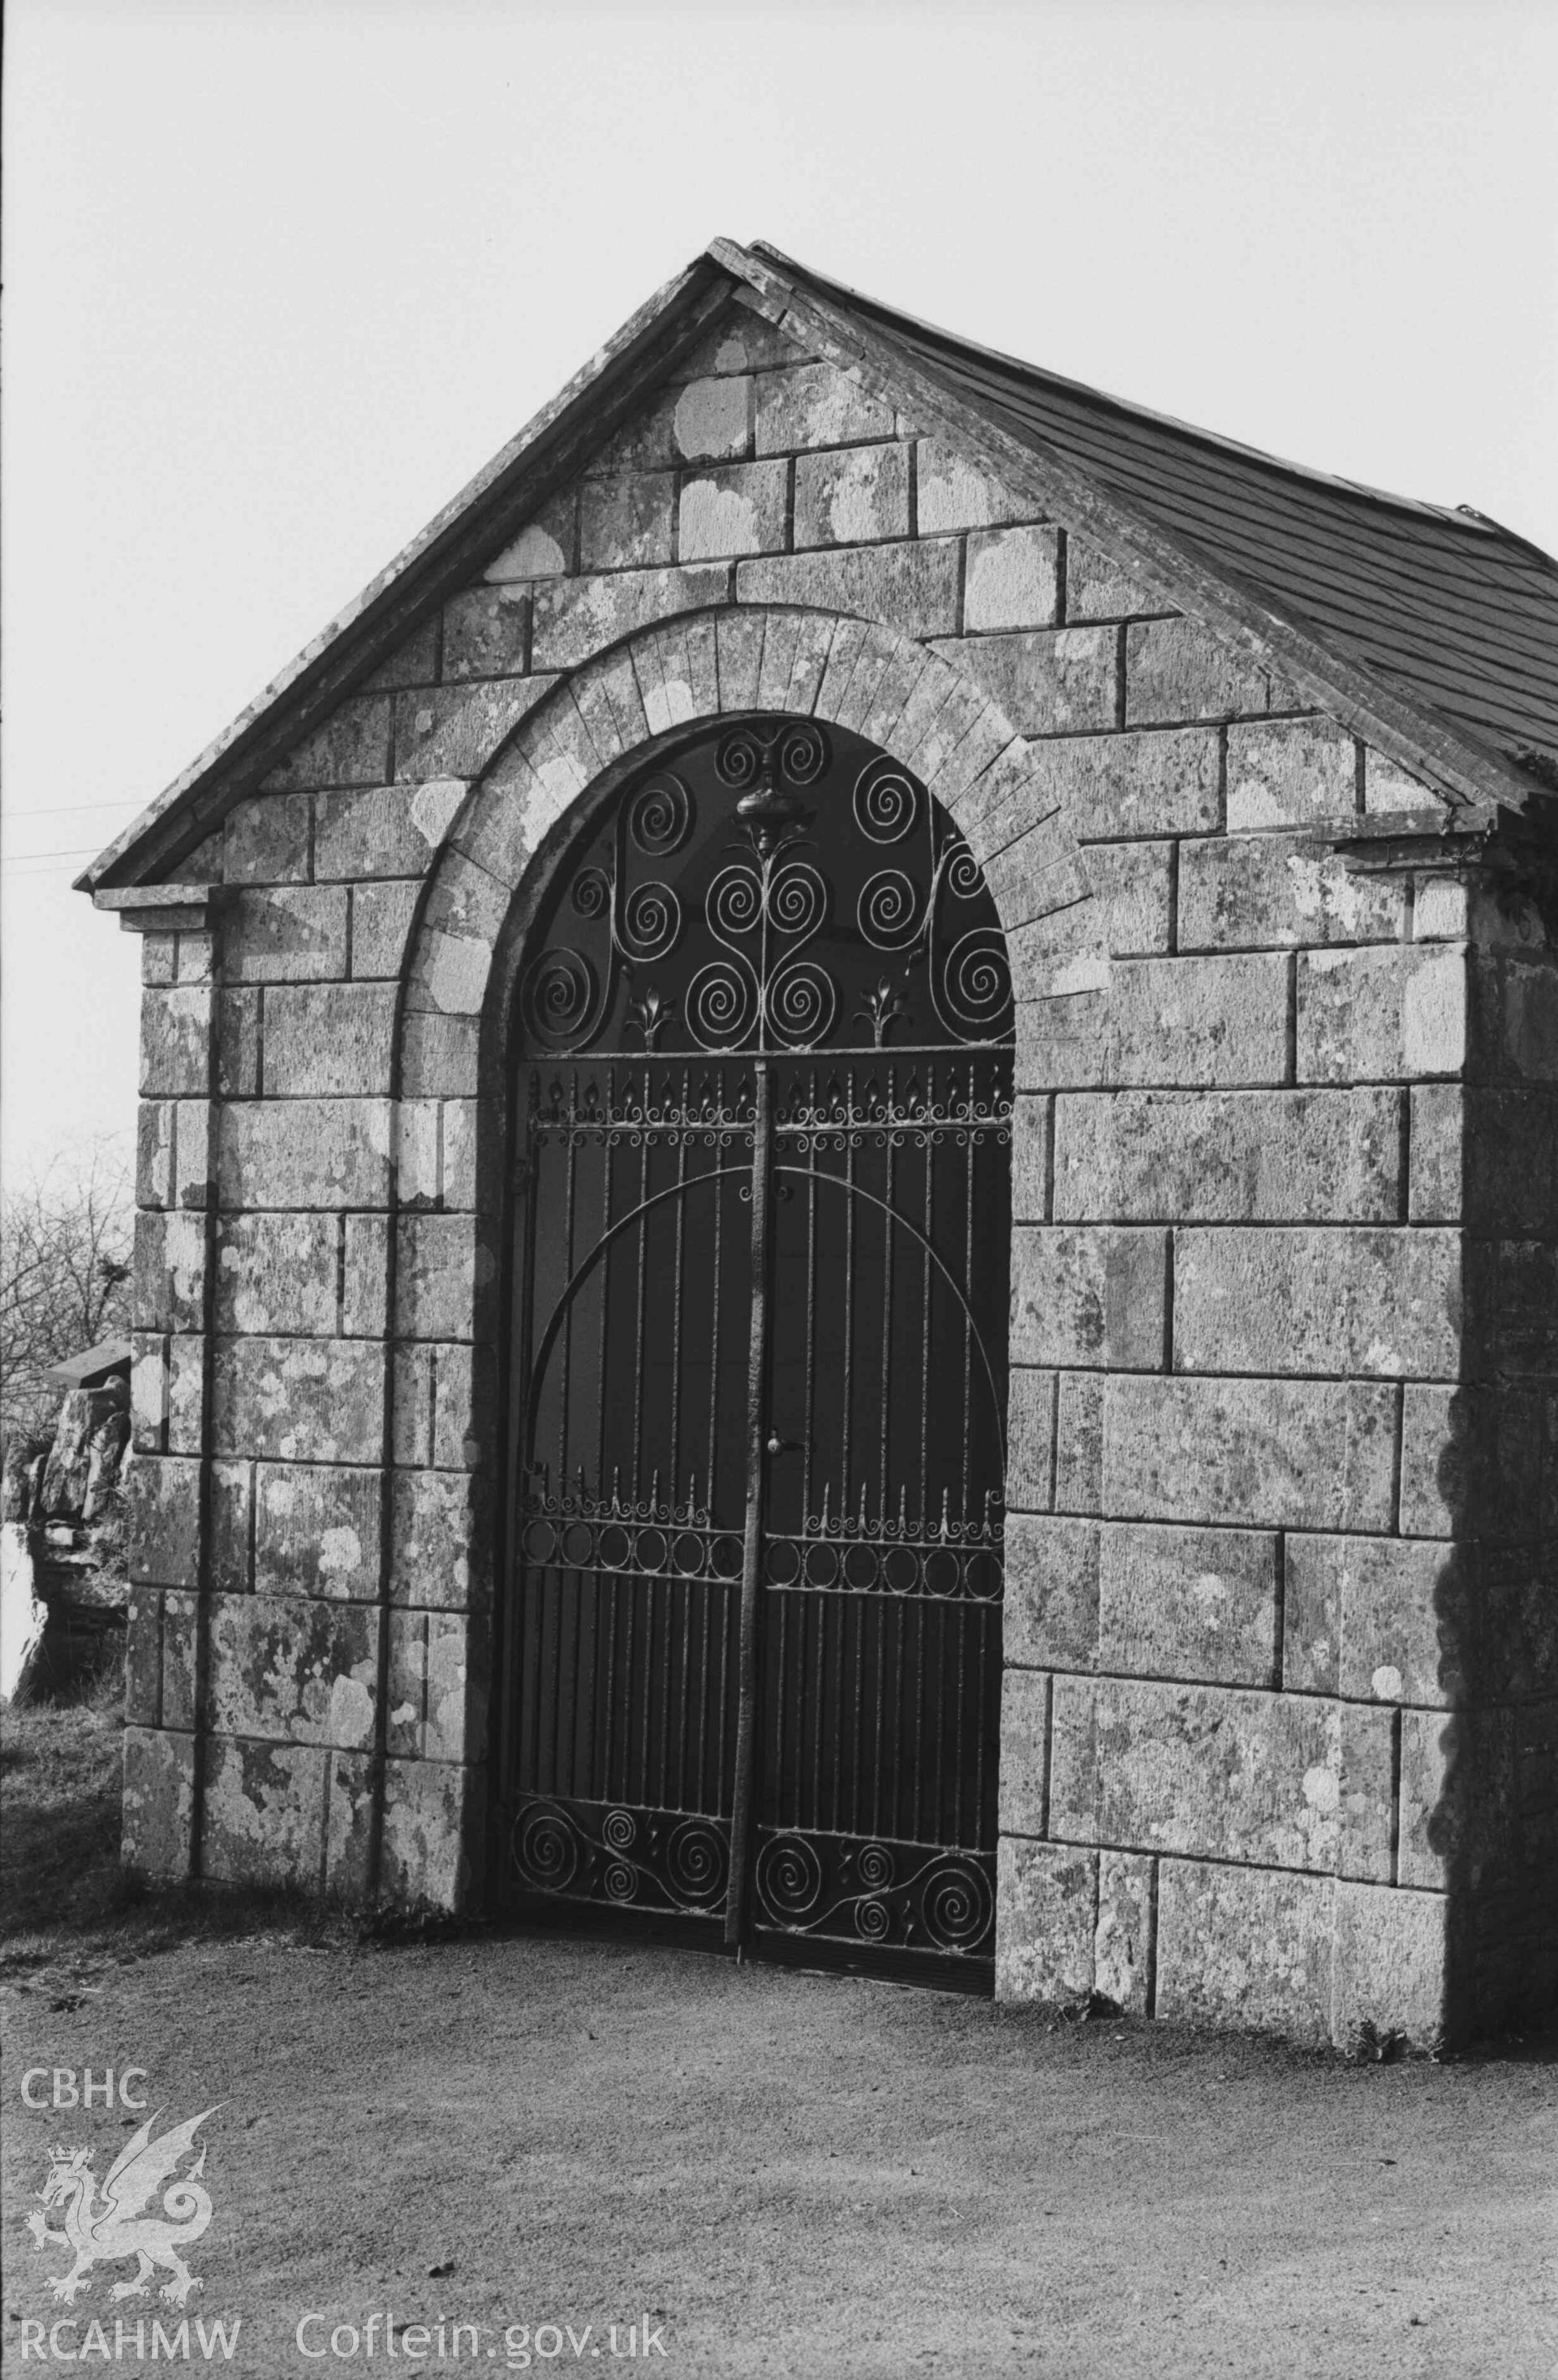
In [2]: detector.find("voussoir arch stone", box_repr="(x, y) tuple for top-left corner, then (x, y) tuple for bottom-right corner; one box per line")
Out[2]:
(398, 603), (1108, 1104)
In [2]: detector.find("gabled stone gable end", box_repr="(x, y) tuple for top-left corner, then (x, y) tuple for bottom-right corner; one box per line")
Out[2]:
(118, 281), (1558, 2051)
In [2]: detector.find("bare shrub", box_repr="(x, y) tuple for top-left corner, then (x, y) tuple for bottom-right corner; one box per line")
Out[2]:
(0, 1139), (133, 1442)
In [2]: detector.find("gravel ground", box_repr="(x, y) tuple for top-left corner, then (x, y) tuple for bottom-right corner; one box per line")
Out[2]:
(4, 1923), (1556, 2379)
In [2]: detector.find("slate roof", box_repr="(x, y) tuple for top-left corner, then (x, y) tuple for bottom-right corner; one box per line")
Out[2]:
(82, 239), (1556, 893)
(751, 244), (1558, 777)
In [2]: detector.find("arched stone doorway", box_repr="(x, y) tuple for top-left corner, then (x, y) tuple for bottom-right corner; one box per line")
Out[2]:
(495, 713), (1015, 1986)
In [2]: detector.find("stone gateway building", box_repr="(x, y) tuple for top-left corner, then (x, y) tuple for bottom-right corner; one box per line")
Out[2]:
(83, 242), (1558, 2048)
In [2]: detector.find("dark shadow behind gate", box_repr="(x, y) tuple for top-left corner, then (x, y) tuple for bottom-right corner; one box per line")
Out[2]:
(494, 719), (1014, 1988)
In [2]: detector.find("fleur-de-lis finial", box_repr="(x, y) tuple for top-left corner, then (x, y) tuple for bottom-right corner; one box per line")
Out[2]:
(854, 976), (909, 1048)
(626, 984), (674, 1048)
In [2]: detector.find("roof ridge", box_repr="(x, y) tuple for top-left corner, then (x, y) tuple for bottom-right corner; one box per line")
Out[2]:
(747, 240), (1521, 544)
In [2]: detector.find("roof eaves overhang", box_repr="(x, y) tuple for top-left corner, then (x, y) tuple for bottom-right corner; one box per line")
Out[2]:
(79, 252), (738, 895)
(712, 239), (1540, 824)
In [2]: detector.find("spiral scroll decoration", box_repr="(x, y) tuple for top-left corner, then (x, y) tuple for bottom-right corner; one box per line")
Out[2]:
(858, 868), (923, 953)
(518, 720), (1014, 1057)
(519, 945), (600, 1052)
(755, 1833), (824, 1922)
(628, 772), (691, 856)
(854, 755), (919, 843)
(920, 1857), (994, 1951)
(513, 1804), (580, 1893)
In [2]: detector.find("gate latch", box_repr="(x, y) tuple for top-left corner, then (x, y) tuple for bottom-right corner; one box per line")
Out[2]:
(765, 1435), (803, 1458)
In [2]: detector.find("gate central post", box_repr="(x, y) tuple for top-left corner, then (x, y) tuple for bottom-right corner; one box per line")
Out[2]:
(725, 1057), (775, 1948)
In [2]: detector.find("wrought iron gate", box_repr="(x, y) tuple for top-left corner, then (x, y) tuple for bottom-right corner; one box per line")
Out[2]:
(497, 717), (1014, 1983)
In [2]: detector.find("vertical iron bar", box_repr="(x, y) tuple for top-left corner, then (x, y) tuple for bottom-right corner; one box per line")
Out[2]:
(725, 1059), (775, 1948)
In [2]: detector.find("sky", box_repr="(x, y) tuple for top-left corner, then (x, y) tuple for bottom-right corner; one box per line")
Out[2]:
(3, 0), (1555, 1186)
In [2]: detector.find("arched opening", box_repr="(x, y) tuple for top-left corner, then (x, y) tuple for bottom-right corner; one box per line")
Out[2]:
(494, 715), (1014, 1986)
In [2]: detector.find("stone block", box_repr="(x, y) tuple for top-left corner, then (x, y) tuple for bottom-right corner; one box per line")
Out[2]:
(388, 1609), (481, 1762)
(390, 1468), (485, 1608)
(915, 438), (1030, 533)
(738, 543), (959, 640)
(1041, 727), (1222, 841)
(394, 676), (557, 781)
(1283, 1534), (1455, 1704)
(530, 565), (730, 673)
(316, 776), (458, 889)
(713, 609), (767, 709)
(483, 491), (576, 582)
(206, 1591), (377, 1748)
(1050, 1675), (1392, 1874)
(672, 309), (813, 378)
(928, 628), (1117, 735)
(363, 617), (440, 689)
(138, 1100), (174, 1210)
(995, 1838), (1097, 2004)
(1011, 1095), (1052, 1222)
(1178, 834), (1404, 949)
(1005, 1516), (1097, 1670)
(678, 459), (789, 560)
(261, 983), (398, 1097)
(226, 887), (350, 983)
(1094, 1849), (1156, 2012)
(212, 1335), (386, 1465)
(201, 1737), (328, 1887)
(134, 1210), (208, 1334)
(578, 471), (677, 571)
(172, 1100), (213, 1212)
(670, 375), (754, 463)
(127, 1455), (201, 1587)
(218, 990), (260, 1096)
(1485, 953), (1558, 1083)
(1155, 1858), (1335, 2042)
(755, 360), (894, 455)
(1363, 747), (1436, 816)
(140, 932), (179, 986)
(1397, 1382), (1544, 1543)
(964, 526), (1061, 632)
(1408, 1084), (1461, 1221)
(209, 1459), (253, 1595)
(124, 1595), (164, 1726)
(1173, 1225), (1461, 1380)
(1054, 1372), (1105, 1514)
(1031, 953), (1291, 1090)
(984, 842), (1091, 942)
(395, 1213), (488, 1342)
(222, 792), (311, 884)
(260, 695), (391, 793)
(1082, 840), (1174, 956)
(401, 1011), (480, 1100)
(632, 615), (721, 734)
(1099, 1521), (1279, 1687)
(1224, 718), (1358, 830)
(140, 988), (213, 1096)
(1054, 1087), (1403, 1222)
(793, 441), (909, 547)
(1101, 1375), (1399, 1530)
(441, 586), (530, 681)
(1332, 1879), (1447, 2048)
(350, 880), (421, 980)
(1007, 1367), (1057, 1512)
(1125, 620), (1274, 725)
(1298, 944), (1468, 1082)
(377, 1756), (471, 1909)
(166, 1336), (204, 1454)
(342, 1214), (390, 1337)
(254, 1462), (382, 1599)
(1011, 1225), (1168, 1369)
(217, 1099), (394, 1209)
(122, 1728), (195, 1880)
(949, 745), (1062, 870)
(1065, 538), (1163, 622)
(131, 1333), (166, 1452)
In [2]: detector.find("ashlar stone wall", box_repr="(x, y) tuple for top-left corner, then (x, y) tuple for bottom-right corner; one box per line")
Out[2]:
(122, 291), (1558, 2044)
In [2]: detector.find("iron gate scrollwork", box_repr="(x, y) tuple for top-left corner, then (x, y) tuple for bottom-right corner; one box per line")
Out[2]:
(499, 717), (1014, 1982)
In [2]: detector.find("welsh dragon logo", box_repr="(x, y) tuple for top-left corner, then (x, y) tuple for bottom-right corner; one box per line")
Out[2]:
(27, 2106), (220, 2306)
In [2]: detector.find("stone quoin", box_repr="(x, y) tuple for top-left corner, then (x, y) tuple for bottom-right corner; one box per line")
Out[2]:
(82, 240), (1558, 2047)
